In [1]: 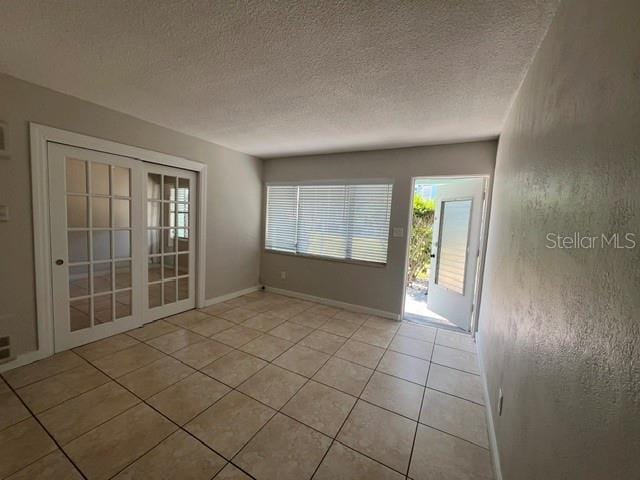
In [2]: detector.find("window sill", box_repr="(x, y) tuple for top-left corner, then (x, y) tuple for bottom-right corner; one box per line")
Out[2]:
(263, 248), (387, 268)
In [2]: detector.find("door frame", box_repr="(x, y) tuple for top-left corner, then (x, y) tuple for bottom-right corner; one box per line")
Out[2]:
(29, 123), (208, 360)
(400, 174), (492, 335)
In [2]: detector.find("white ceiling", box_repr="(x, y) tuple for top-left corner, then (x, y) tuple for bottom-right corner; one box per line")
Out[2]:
(0, 1), (558, 158)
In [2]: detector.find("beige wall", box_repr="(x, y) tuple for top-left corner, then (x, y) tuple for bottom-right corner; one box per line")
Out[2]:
(0, 73), (262, 356)
(478, 0), (640, 478)
(261, 142), (496, 315)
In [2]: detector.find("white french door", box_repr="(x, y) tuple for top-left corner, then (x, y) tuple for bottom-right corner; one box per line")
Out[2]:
(144, 164), (197, 322)
(48, 143), (198, 351)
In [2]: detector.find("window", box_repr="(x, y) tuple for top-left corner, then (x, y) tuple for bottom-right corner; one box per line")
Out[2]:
(170, 186), (190, 239)
(265, 182), (393, 264)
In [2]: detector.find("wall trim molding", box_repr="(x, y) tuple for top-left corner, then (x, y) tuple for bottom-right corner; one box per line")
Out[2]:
(265, 286), (401, 320)
(203, 286), (262, 306)
(0, 349), (50, 374)
(476, 331), (503, 480)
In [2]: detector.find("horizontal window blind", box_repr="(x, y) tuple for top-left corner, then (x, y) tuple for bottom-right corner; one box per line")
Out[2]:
(265, 183), (392, 264)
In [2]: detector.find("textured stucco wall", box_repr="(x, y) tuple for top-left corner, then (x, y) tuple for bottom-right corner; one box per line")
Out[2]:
(0, 74), (262, 357)
(261, 141), (496, 315)
(478, 0), (640, 478)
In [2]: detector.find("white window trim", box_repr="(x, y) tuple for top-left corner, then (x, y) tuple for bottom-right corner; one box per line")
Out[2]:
(1, 123), (208, 372)
(263, 180), (394, 267)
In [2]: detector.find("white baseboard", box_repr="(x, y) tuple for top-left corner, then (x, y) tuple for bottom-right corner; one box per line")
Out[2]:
(476, 331), (503, 480)
(265, 286), (400, 320)
(0, 348), (49, 374)
(203, 285), (261, 307)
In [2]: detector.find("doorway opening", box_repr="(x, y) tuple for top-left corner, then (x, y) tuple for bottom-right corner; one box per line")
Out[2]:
(403, 176), (489, 333)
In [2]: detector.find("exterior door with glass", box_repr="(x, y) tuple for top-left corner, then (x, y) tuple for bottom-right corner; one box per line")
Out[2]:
(144, 164), (197, 322)
(48, 143), (144, 351)
(426, 179), (485, 330)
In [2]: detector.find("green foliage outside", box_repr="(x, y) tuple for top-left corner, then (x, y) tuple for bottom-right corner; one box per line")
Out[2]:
(407, 194), (435, 284)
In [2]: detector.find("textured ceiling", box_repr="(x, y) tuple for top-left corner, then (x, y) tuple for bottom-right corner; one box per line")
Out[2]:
(0, 1), (558, 158)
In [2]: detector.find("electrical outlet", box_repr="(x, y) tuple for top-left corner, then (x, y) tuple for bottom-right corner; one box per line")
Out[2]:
(280, 271), (287, 280)
(498, 387), (504, 416)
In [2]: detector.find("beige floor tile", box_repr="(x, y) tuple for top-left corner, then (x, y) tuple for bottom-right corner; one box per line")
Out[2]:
(186, 391), (275, 458)
(313, 357), (373, 396)
(146, 329), (207, 354)
(6, 449), (82, 480)
(268, 321), (313, 342)
(361, 372), (424, 420)
(282, 380), (356, 437)
(223, 296), (254, 308)
(127, 320), (179, 341)
(0, 390), (31, 430)
(240, 312), (286, 332)
(148, 372), (230, 425)
(201, 350), (267, 387)
(320, 318), (361, 337)
(166, 310), (213, 329)
(3, 351), (84, 389)
(435, 329), (477, 353)
(267, 303), (309, 320)
(334, 310), (369, 324)
(38, 381), (139, 445)
(377, 350), (430, 385)
(218, 307), (258, 323)
(289, 311), (331, 329)
(114, 429), (226, 480)
(172, 339), (232, 369)
(235, 413), (331, 480)
(408, 425), (493, 480)
(199, 302), (235, 316)
(239, 334), (293, 361)
(432, 344), (480, 374)
(73, 334), (140, 361)
(0, 418), (57, 478)
(93, 343), (165, 377)
(388, 335), (434, 360)
(0, 377), (9, 393)
(299, 330), (347, 354)
(237, 364), (306, 409)
(212, 325), (263, 348)
(363, 316), (401, 333)
(213, 463), (252, 479)
(308, 304), (341, 317)
(335, 339), (385, 369)
(314, 442), (404, 480)
(337, 400), (415, 474)
(397, 323), (437, 343)
(420, 388), (489, 448)
(351, 325), (395, 348)
(183, 316), (234, 337)
(427, 364), (484, 404)
(116, 356), (194, 398)
(17, 363), (109, 413)
(273, 344), (330, 377)
(64, 403), (176, 480)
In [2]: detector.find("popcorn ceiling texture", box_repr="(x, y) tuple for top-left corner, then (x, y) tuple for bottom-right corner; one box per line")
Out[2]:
(0, 0), (557, 157)
(478, 0), (640, 478)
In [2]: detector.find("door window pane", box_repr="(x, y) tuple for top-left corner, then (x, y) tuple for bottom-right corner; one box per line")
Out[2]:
(163, 229), (176, 253)
(178, 254), (189, 276)
(163, 176), (176, 201)
(68, 231), (89, 263)
(91, 163), (110, 195)
(148, 202), (161, 227)
(177, 231), (189, 251)
(163, 204), (175, 228)
(148, 256), (162, 282)
(113, 167), (130, 197)
(113, 199), (130, 228)
(94, 294), (113, 324)
(92, 230), (111, 261)
(69, 265), (89, 298)
(149, 283), (161, 308)
(116, 290), (132, 318)
(114, 230), (131, 258)
(70, 298), (91, 331)
(115, 261), (131, 289)
(147, 174), (161, 199)
(163, 255), (176, 279)
(66, 158), (87, 193)
(93, 262), (112, 293)
(164, 280), (176, 304)
(178, 277), (189, 300)
(67, 196), (88, 228)
(92, 197), (110, 228)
